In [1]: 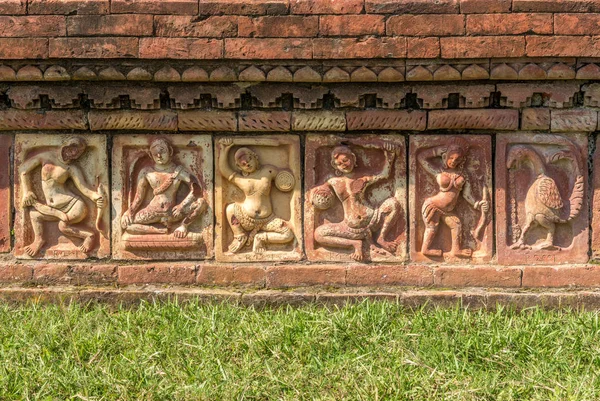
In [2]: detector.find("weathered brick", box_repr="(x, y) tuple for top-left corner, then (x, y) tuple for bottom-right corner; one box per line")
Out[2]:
(407, 37), (440, 58)
(0, 0), (25, 14)
(0, 16), (65, 37)
(366, 0), (459, 13)
(0, 109), (86, 130)
(551, 109), (598, 132)
(387, 14), (464, 36)
(67, 15), (153, 36)
(347, 110), (426, 130)
(292, 110), (346, 131)
(32, 264), (70, 284)
(441, 36), (526, 58)
(89, 110), (177, 131)
(111, 0), (197, 14)
(178, 110), (237, 131)
(199, 0), (289, 15)
(234, 266), (266, 286)
(514, 0), (600, 12)
(0, 265), (31, 282)
(555, 13), (600, 34)
(71, 265), (118, 285)
(434, 267), (522, 288)
(527, 35), (600, 57)
(140, 38), (222, 59)
(459, 0), (510, 13)
(497, 82), (579, 108)
(118, 264), (196, 285)
(291, 0), (363, 14)
(29, 0), (108, 14)
(428, 109), (519, 130)
(266, 265), (346, 288)
(0, 135), (9, 252)
(239, 111), (291, 131)
(320, 15), (384, 36)
(523, 266), (600, 287)
(226, 38), (312, 59)
(155, 16), (238, 37)
(50, 38), (138, 58)
(521, 108), (550, 130)
(238, 16), (318, 37)
(313, 37), (406, 59)
(347, 265), (433, 286)
(467, 13), (552, 35)
(197, 265), (234, 285)
(0, 38), (47, 59)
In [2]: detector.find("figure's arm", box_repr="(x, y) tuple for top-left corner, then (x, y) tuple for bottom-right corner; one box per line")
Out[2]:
(367, 142), (396, 186)
(218, 138), (237, 183)
(129, 171), (149, 215)
(173, 170), (201, 215)
(70, 167), (100, 201)
(18, 155), (43, 206)
(417, 146), (444, 177)
(463, 179), (490, 212)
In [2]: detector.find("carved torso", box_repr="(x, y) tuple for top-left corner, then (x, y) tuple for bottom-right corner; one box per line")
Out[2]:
(426, 171), (465, 212)
(235, 166), (275, 219)
(329, 176), (375, 229)
(40, 157), (79, 208)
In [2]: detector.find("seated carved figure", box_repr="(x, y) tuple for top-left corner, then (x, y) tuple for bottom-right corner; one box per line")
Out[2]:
(19, 137), (104, 257)
(218, 138), (294, 254)
(120, 138), (207, 247)
(311, 143), (400, 262)
(418, 137), (490, 258)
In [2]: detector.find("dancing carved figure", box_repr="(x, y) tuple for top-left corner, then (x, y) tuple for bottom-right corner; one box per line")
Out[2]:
(218, 138), (295, 254)
(507, 143), (584, 251)
(418, 138), (490, 258)
(120, 138), (207, 242)
(19, 137), (104, 257)
(311, 143), (400, 262)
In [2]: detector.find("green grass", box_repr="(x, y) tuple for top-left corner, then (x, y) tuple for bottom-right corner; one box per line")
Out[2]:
(0, 301), (599, 400)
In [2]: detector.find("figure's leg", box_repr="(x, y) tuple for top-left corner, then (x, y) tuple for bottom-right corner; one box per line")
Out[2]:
(314, 223), (365, 261)
(24, 210), (52, 257)
(253, 218), (294, 254)
(443, 214), (472, 258)
(58, 221), (96, 253)
(375, 197), (400, 253)
(173, 198), (208, 238)
(226, 203), (248, 253)
(421, 222), (442, 257)
(126, 208), (167, 235)
(534, 217), (556, 250)
(510, 214), (535, 250)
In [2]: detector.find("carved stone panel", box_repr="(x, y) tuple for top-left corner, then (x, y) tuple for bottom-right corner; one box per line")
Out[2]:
(592, 140), (600, 260)
(14, 134), (109, 259)
(305, 134), (407, 263)
(215, 135), (302, 262)
(496, 133), (588, 265)
(410, 135), (493, 263)
(112, 135), (213, 260)
(0, 134), (11, 253)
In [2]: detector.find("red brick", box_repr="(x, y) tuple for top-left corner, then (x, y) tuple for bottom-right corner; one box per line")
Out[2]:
(0, 16), (65, 37)
(0, 0), (25, 14)
(50, 38), (138, 58)
(555, 14), (600, 35)
(0, 135), (10, 253)
(459, 0), (510, 13)
(523, 266), (600, 287)
(514, 0), (600, 12)
(89, 110), (177, 130)
(407, 37), (440, 58)
(0, 265), (31, 282)
(140, 38), (222, 59)
(387, 14), (464, 36)
(314, 37), (406, 58)
(67, 15), (152, 36)
(238, 16), (318, 37)
(111, 0), (197, 14)
(320, 15), (384, 36)
(155, 16), (238, 38)
(197, 265), (234, 285)
(225, 38), (312, 59)
(28, 0), (108, 14)
(33, 264), (70, 284)
(366, 0), (459, 13)
(118, 264), (196, 285)
(347, 265), (433, 286)
(0, 109), (86, 130)
(521, 108), (550, 130)
(71, 265), (117, 285)
(551, 109), (598, 132)
(199, 0), (289, 15)
(233, 266), (266, 286)
(434, 267), (522, 288)
(527, 35), (600, 57)
(291, 0), (362, 14)
(467, 13), (552, 35)
(0, 38), (47, 59)
(347, 110), (426, 130)
(266, 265), (346, 288)
(238, 111), (291, 131)
(441, 36), (525, 58)
(428, 109), (519, 130)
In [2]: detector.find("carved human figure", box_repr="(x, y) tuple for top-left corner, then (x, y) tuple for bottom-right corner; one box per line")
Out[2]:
(19, 137), (104, 257)
(120, 138), (207, 239)
(310, 143), (400, 262)
(418, 137), (490, 258)
(218, 138), (294, 254)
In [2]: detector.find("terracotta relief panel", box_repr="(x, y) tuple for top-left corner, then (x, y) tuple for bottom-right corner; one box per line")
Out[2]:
(0, 134), (11, 253)
(112, 135), (213, 260)
(496, 133), (588, 265)
(410, 135), (493, 263)
(592, 140), (600, 260)
(14, 134), (109, 259)
(215, 135), (302, 262)
(305, 134), (407, 262)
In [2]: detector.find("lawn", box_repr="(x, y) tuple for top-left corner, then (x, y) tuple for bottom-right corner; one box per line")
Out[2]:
(0, 300), (598, 400)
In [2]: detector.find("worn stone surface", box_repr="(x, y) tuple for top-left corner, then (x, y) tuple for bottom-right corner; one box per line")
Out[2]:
(434, 266), (522, 288)
(0, 134), (11, 252)
(305, 134), (407, 262)
(215, 135), (302, 262)
(522, 266), (600, 287)
(112, 135), (213, 260)
(410, 135), (493, 264)
(14, 134), (110, 260)
(118, 263), (196, 285)
(521, 108), (550, 130)
(346, 265), (433, 286)
(266, 265), (346, 288)
(496, 133), (588, 265)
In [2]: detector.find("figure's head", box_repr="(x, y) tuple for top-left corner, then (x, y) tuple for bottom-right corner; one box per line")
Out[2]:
(331, 145), (357, 175)
(149, 138), (173, 165)
(61, 137), (87, 164)
(234, 147), (259, 174)
(442, 137), (469, 169)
